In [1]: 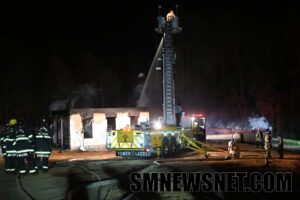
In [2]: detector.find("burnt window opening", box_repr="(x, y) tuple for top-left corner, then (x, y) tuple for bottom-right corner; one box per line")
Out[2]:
(106, 117), (116, 131)
(130, 116), (138, 126)
(82, 117), (93, 138)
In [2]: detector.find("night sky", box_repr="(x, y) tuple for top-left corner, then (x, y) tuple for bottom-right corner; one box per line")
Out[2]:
(1, 1), (299, 137)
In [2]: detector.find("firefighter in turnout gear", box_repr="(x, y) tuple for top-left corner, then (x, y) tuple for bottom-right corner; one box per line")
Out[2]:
(264, 130), (272, 161)
(15, 120), (36, 174)
(35, 117), (52, 171)
(227, 136), (240, 159)
(0, 122), (9, 170)
(255, 128), (263, 148)
(3, 119), (18, 173)
(175, 102), (183, 127)
(277, 134), (284, 159)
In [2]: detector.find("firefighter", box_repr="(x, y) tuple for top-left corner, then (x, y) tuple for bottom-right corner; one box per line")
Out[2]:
(227, 137), (240, 159)
(255, 128), (263, 148)
(35, 117), (52, 171)
(175, 102), (182, 127)
(264, 130), (272, 161)
(0, 122), (9, 170)
(227, 136), (240, 159)
(15, 120), (36, 174)
(166, 10), (175, 21)
(3, 119), (18, 173)
(277, 134), (284, 159)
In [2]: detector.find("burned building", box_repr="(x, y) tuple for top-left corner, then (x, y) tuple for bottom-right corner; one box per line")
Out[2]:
(51, 107), (149, 151)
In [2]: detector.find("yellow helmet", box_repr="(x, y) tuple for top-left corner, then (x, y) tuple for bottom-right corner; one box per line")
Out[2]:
(8, 119), (17, 126)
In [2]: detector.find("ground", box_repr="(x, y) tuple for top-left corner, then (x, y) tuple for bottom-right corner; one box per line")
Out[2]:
(0, 144), (299, 200)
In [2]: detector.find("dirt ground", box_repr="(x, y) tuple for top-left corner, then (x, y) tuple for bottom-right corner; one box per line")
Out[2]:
(0, 144), (299, 200)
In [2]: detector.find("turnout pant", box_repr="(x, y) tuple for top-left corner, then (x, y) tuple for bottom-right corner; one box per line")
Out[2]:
(36, 154), (50, 170)
(265, 150), (272, 159)
(17, 153), (36, 174)
(1, 149), (7, 168)
(28, 153), (37, 171)
(255, 141), (263, 148)
(17, 156), (26, 174)
(278, 147), (284, 159)
(5, 154), (16, 173)
(27, 153), (37, 173)
(176, 113), (181, 127)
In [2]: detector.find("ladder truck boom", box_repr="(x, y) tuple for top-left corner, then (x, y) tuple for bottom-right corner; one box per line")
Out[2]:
(155, 7), (182, 126)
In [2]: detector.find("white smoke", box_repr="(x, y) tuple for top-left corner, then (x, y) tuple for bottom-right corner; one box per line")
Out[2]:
(49, 84), (99, 112)
(71, 84), (98, 108)
(72, 84), (97, 97)
(49, 100), (69, 111)
(211, 120), (244, 129)
(248, 116), (272, 130)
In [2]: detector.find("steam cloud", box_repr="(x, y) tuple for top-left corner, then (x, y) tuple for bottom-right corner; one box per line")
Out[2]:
(248, 116), (272, 130)
(207, 114), (272, 130)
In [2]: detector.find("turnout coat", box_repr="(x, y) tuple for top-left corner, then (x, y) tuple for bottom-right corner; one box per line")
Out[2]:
(35, 125), (52, 157)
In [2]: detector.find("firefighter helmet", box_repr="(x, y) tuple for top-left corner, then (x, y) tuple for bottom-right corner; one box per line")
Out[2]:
(18, 119), (24, 126)
(40, 116), (48, 125)
(8, 119), (17, 126)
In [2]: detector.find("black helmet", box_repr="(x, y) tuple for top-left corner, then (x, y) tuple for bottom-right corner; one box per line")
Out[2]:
(18, 119), (24, 126)
(4, 119), (9, 127)
(40, 116), (48, 125)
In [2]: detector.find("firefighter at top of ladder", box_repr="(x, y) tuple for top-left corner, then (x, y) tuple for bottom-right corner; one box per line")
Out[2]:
(166, 10), (175, 21)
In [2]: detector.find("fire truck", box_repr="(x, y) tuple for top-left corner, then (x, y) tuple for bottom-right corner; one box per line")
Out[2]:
(106, 6), (214, 157)
(106, 114), (207, 157)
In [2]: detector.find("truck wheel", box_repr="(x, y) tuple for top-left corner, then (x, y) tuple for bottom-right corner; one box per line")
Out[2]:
(170, 139), (177, 155)
(162, 138), (170, 157)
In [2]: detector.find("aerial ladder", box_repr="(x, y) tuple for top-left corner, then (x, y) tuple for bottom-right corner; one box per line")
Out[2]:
(155, 6), (225, 156)
(155, 5), (182, 126)
(106, 6), (225, 157)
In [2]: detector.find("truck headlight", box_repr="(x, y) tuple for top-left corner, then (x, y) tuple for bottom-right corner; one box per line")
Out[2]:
(154, 121), (162, 130)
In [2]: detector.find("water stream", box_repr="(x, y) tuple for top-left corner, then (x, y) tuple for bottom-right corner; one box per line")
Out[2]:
(137, 37), (164, 107)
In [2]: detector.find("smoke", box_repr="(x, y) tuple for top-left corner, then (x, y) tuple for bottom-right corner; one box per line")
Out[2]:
(70, 84), (98, 108)
(49, 84), (99, 112)
(207, 113), (272, 130)
(248, 116), (272, 130)
(209, 120), (246, 129)
(49, 100), (69, 111)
